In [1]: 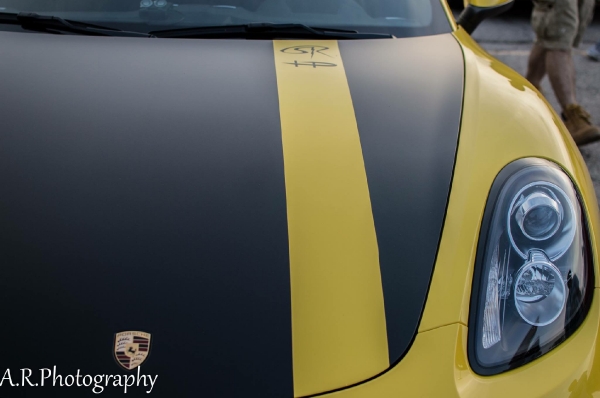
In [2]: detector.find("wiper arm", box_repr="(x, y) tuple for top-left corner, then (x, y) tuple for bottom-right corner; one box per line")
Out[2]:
(150, 23), (393, 39)
(0, 12), (153, 37)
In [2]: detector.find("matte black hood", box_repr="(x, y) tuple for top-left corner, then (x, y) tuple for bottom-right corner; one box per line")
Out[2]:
(0, 31), (463, 397)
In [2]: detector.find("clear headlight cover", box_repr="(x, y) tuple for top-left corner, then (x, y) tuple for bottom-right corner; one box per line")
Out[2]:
(469, 159), (594, 375)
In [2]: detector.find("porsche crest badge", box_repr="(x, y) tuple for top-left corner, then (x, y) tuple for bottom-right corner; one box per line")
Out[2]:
(114, 331), (152, 370)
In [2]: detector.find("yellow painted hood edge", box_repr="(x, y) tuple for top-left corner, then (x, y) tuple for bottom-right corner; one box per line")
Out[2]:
(419, 28), (600, 333)
(314, 26), (600, 398)
(324, 290), (600, 397)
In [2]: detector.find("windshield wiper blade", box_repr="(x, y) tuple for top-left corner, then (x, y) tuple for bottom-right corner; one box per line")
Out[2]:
(0, 12), (153, 37)
(150, 23), (393, 39)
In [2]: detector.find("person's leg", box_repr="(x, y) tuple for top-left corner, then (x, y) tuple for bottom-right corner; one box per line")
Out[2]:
(527, 1), (552, 91)
(526, 42), (547, 91)
(528, 0), (599, 145)
(545, 49), (576, 110)
(554, 44), (600, 145)
(562, 0), (600, 145)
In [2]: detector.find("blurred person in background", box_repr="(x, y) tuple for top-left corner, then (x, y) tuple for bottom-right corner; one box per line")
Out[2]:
(526, 0), (600, 146)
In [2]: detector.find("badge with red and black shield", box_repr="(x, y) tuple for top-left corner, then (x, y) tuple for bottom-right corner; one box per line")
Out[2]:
(114, 331), (152, 370)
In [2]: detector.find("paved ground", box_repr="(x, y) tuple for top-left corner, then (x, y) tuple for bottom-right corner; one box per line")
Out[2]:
(453, 5), (600, 199)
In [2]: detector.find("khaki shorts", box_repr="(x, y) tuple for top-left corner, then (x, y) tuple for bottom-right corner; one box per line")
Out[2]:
(532, 0), (595, 49)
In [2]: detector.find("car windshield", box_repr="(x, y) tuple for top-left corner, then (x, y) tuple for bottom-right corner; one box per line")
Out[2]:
(0, 0), (451, 38)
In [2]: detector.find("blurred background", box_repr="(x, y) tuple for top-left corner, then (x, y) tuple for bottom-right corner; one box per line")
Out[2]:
(449, 1), (600, 199)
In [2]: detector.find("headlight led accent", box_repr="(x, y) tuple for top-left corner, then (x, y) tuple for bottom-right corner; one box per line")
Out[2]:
(482, 245), (502, 349)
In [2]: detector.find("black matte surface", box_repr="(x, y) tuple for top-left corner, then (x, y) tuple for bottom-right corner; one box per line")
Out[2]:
(0, 32), (292, 397)
(340, 34), (464, 365)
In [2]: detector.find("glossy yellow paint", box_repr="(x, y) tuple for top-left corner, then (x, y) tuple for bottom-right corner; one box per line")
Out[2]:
(319, 27), (600, 396)
(325, 293), (599, 397)
(467, 0), (513, 8)
(420, 28), (600, 333)
(273, 40), (389, 397)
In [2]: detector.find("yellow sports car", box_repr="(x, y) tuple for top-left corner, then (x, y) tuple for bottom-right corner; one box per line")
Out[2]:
(0, 0), (598, 396)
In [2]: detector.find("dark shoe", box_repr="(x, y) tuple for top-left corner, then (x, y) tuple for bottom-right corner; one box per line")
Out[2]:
(563, 104), (600, 146)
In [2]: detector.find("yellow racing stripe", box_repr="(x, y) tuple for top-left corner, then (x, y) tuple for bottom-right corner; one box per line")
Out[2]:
(273, 40), (389, 397)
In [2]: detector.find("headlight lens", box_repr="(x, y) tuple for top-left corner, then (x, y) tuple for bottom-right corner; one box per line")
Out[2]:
(469, 158), (594, 375)
(514, 190), (562, 241)
(513, 250), (566, 326)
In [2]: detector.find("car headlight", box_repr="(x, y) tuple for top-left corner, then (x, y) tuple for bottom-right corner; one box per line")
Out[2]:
(468, 158), (594, 375)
